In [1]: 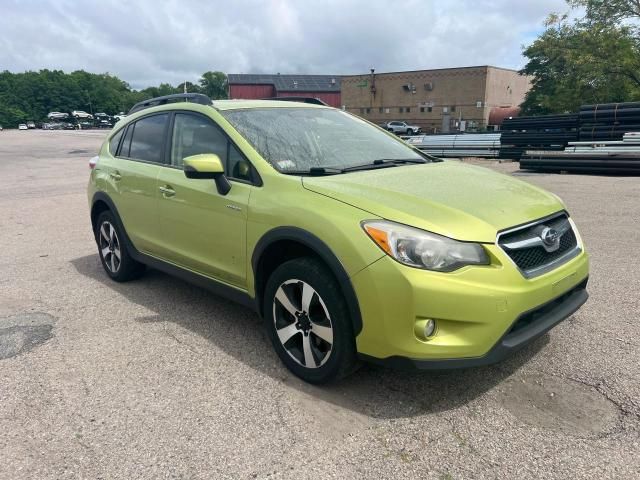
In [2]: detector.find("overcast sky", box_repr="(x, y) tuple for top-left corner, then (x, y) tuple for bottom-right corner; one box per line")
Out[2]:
(0, 0), (569, 89)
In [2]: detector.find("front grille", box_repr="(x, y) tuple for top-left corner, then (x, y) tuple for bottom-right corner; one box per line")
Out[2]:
(508, 228), (577, 270)
(498, 213), (580, 277)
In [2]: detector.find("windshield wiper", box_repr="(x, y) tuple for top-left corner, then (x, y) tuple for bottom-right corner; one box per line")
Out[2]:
(281, 159), (429, 176)
(340, 158), (427, 172)
(280, 167), (343, 176)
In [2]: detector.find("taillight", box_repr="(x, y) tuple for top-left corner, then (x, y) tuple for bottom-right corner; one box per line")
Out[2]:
(89, 156), (98, 169)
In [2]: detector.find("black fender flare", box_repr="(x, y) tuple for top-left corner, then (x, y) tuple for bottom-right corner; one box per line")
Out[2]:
(251, 227), (363, 336)
(91, 192), (136, 252)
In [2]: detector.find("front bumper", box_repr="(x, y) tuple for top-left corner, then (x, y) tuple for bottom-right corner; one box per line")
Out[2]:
(351, 244), (589, 366)
(360, 278), (588, 369)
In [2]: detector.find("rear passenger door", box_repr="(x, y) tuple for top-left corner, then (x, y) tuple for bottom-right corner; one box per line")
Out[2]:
(107, 113), (168, 254)
(155, 112), (256, 288)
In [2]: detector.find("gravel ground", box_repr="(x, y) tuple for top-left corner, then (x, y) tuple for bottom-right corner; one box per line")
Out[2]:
(0, 130), (638, 479)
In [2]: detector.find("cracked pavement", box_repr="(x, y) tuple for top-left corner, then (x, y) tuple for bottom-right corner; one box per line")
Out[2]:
(0, 130), (638, 479)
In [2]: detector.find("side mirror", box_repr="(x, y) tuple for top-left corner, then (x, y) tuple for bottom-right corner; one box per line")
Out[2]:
(183, 153), (231, 195)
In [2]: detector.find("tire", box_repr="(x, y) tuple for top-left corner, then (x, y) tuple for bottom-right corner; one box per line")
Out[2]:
(263, 257), (358, 384)
(406, 129), (413, 136)
(95, 211), (145, 282)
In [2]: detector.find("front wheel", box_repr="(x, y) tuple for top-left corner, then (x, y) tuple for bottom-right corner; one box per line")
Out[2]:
(263, 258), (358, 383)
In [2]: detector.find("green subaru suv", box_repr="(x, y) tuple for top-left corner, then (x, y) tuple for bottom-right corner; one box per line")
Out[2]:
(88, 93), (589, 383)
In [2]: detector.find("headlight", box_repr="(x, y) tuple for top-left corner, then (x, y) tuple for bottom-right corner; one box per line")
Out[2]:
(362, 220), (489, 272)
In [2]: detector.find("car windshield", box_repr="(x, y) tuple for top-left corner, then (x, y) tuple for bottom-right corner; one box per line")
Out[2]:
(221, 107), (428, 173)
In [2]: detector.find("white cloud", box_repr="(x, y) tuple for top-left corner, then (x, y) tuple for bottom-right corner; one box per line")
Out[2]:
(0, 0), (569, 89)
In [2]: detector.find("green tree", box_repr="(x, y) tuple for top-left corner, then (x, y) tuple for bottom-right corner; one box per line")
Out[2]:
(176, 81), (201, 94)
(567, 0), (640, 25)
(198, 71), (228, 99)
(0, 70), (228, 127)
(520, 2), (640, 114)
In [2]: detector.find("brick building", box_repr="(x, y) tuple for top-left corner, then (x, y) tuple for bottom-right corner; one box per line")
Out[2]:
(341, 66), (530, 132)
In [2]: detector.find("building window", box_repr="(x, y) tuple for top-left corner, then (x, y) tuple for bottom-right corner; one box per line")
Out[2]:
(385, 108), (390, 114)
(451, 105), (456, 112)
(399, 107), (411, 113)
(366, 107), (371, 114)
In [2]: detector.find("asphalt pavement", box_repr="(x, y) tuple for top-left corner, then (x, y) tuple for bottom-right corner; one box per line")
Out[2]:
(0, 130), (638, 479)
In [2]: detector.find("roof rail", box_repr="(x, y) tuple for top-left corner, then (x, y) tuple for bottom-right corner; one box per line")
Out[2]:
(128, 93), (212, 114)
(260, 96), (328, 106)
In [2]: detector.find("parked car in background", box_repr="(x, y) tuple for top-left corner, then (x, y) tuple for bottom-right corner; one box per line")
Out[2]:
(27, 121), (36, 129)
(18, 123), (28, 130)
(47, 111), (69, 120)
(87, 93), (589, 384)
(383, 121), (421, 136)
(72, 110), (93, 119)
(62, 122), (76, 130)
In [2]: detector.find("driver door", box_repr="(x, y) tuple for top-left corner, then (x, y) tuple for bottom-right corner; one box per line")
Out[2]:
(155, 112), (255, 288)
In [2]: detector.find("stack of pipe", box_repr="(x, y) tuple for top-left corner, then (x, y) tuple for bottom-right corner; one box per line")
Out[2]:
(500, 114), (579, 160)
(520, 132), (640, 173)
(579, 102), (640, 141)
(405, 133), (501, 158)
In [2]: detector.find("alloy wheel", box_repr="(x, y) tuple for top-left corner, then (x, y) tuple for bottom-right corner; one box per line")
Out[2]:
(99, 221), (121, 274)
(272, 279), (334, 369)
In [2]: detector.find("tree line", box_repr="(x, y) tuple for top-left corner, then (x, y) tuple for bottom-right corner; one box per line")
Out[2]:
(0, 70), (228, 127)
(521, 0), (640, 114)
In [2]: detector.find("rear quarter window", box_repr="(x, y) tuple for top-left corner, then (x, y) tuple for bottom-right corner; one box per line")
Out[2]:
(109, 129), (124, 156)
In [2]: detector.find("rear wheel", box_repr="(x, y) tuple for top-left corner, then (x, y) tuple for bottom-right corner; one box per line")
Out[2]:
(264, 258), (358, 383)
(95, 211), (145, 282)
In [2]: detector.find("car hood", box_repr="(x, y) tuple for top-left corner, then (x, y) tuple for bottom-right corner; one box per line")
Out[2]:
(302, 161), (563, 242)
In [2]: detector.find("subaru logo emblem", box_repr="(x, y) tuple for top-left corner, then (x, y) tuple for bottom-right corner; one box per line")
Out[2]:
(540, 227), (559, 246)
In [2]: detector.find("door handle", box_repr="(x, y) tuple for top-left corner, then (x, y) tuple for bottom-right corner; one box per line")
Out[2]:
(109, 171), (122, 181)
(159, 185), (176, 197)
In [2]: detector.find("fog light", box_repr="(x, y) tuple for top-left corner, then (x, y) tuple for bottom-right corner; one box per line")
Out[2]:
(415, 318), (436, 341)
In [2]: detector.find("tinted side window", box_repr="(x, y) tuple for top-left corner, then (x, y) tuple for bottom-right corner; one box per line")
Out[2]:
(171, 113), (226, 168)
(129, 114), (168, 163)
(171, 113), (253, 182)
(109, 128), (124, 155)
(120, 124), (134, 158)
